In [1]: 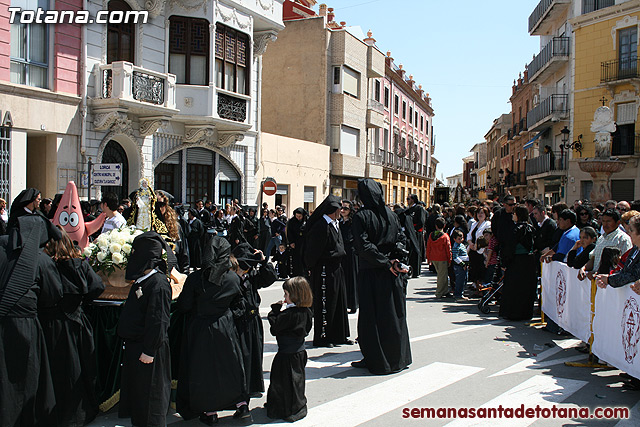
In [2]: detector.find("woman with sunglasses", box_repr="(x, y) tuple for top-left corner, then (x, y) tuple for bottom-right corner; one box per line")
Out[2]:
(575, 204), (598, 230)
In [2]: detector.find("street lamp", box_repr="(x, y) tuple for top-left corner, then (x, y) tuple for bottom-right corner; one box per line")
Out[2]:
(559, 126), (583, 155)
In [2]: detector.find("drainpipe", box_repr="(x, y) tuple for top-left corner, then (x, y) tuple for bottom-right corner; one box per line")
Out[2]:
(79, 0), (88, 199)
(256, 54), (263, 208)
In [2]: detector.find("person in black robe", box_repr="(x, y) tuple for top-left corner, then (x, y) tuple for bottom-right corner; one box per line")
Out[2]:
(265, 277), (313, 422)
(303, 195), (350, 347)
(394, 205), (420, 280)
(231, 243), (277, 398)
(0, 213), (63, 427)
(187, 208), (205, 269)
(340, 200), (359, 313)
(117, 232), (172, 427)
(500, 206), (537, 321)
(405, 195), (426, 278)
(40, 226), (104, 427)
(351, 179), (412, 375)
(258, 208), (271, 253)
(248, 208), (261, 249)
(286, 207), (308, 277)
(175, 235), (248, 425)
(273, 243), (291, 279)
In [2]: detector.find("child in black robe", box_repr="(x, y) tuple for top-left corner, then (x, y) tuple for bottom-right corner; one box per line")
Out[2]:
(41, 226), (104, 427)
(117, 232), (173, 427)
(265, 276), (313, 422)
(273, 243), (290, 279)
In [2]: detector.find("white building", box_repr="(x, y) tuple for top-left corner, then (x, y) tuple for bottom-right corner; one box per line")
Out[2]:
(446, 173), (463, 189)
(84, 0), (284, 206)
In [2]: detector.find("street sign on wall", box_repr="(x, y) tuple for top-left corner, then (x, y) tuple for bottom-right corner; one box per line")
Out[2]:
(92, 163), (122, 186)
(263, 178), (277, 196)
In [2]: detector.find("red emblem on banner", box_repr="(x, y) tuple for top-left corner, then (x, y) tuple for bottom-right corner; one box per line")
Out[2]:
(556, 270), (567, 319)
(621, 297), (640, 364)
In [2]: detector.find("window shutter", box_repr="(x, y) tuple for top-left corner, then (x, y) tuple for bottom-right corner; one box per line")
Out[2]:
(342, 66), (359, 97)
(617, 103), (636, 125)
(218, 158), (239, 181)
(304, 186), (315, 203)
(187, 148), (213, 165)
(340, 126), (359, 156)
(276, 185), (288, 195)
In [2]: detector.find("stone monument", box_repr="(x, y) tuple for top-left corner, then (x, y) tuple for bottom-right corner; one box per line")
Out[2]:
(578, 105), (626, 203)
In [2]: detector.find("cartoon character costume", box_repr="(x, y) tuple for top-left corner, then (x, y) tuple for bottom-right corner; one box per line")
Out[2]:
(52, 182), (106, 249)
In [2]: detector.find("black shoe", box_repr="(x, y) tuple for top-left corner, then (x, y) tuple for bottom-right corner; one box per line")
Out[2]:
(199, 413), (218, 425)
(351, 359), (367, 368)
(620, 372), (634, 380)
(313, 342), (335, 348)
(233, 404), (251, 419)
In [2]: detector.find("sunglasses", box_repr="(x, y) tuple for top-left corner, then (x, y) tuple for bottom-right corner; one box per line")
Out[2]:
(580, 212), (589, 216)
(506, 203), (515, 207)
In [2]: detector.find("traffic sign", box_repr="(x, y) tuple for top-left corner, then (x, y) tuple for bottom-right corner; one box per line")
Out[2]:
(263, 178), (277, 196)
(92, 163), (122, 186)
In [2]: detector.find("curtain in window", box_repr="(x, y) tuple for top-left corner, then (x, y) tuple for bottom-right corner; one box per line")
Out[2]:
(342, 67), (359, 97)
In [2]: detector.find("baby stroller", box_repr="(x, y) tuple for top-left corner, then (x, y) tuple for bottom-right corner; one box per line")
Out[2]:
(477, 275), (504, 314)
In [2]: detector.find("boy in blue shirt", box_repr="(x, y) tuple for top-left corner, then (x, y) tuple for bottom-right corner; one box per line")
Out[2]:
(451, 230), (470, 301)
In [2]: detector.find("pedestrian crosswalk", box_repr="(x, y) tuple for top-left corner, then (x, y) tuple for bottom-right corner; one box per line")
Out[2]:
(90, 275), (640, 427)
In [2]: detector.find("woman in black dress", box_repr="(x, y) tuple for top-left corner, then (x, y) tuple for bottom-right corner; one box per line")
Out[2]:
(265, 277), (313, 422)
(41, 226), (104, 426)
(340, 200), (359, 313)
(500, 205), (537, 321)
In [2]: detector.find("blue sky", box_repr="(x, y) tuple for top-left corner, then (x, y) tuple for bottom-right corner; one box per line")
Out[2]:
(330, 0), (541, 181)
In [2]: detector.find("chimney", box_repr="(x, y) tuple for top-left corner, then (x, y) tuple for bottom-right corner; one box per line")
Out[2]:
(339, 21), (346, 27)
(398, 64), (405, 78)
(363, 29), (376, 46)
(319, 3), (327, 16)
(327, 7), (334, 22)
(385, 50), (393, 67)
(417, 84), (424, 97)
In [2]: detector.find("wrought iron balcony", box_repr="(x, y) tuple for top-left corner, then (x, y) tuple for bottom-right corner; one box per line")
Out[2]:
(519, 118), (527, 134)
(527, 94), (568, 130)
(529, 0), (571, 35)
(525, 150), (567, 177)
(611, 133), (640, 156)
(217, 93), (247, 123)
(528, 37), (570, 82)
(96, 61), (177, 113)
(601, 58), (640, 83)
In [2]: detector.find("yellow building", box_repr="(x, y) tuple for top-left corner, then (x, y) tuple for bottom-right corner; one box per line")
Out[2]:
(569, 1), (640, 202)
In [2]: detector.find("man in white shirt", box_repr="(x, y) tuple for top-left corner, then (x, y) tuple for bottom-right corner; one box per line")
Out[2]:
(101, 192), (126, 234)
(579, 208), (632, 280)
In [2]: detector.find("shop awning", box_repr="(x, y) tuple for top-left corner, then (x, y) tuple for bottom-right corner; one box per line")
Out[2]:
(523, 132), (542, 151)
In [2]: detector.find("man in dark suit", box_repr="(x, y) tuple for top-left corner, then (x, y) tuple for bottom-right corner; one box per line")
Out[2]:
(533, 204), (557, 255)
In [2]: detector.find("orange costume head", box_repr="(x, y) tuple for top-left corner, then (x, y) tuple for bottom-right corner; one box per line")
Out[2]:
(52, 181), (106, 249)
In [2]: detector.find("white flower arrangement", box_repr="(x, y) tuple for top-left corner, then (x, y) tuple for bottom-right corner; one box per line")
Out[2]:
(83, 226), (140, 275)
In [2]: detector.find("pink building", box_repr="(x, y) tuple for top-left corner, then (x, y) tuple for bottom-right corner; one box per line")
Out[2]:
(376, 51), (435, 205)
(0, 0), (83, 202)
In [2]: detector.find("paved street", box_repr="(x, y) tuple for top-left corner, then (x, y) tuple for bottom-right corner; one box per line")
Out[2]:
(91, 266), (640, 427)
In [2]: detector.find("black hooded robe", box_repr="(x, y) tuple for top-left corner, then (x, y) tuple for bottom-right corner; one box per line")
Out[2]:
(304, 196), (349, 346)
(499, 222), (537, 321)
(117, 232), (173, 427)
(39, 258), (104, 427)
(187, 216), (205, 269)
(0, 216), (64, 427)
(232, 244), (277, 396)
(352, 179), (412, 375)
(340, 218), (359, 312)
(265, 303), (313, 422)
(286, 208), (307, 277)
(176, 269), (248, 417)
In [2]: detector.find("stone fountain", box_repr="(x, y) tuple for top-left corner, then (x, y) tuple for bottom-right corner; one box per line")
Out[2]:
(578, 106), (626, 204)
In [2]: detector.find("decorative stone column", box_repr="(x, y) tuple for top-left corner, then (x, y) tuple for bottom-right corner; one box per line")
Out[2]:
(578, 106), (625, 204)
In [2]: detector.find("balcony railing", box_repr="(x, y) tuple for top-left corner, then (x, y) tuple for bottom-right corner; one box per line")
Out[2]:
(217, 93), (247, 122)
(507, 129), (513, 140)
(529, 0), (570, 34)
(611, 133), (640, 156)
(505, 171), (527, 187)
(525, 150), (567, 176)
(527, 94), (568, 128)
(98, 61), (176, 110)
(528, 37), (570, 79)
(601, 58), (640, 83)
(367, 98), (384, 114)
(519, 118), (527, 133)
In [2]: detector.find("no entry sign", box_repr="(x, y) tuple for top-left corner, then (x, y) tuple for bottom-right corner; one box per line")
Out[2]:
(263, 178), (277, 196)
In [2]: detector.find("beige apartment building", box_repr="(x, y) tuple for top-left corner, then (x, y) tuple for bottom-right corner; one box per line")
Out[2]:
(261, 6), (386, 201)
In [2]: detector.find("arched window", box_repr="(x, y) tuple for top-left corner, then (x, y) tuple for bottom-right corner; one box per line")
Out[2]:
(107, 0), (135, 63)
(102, 140), (129, 201)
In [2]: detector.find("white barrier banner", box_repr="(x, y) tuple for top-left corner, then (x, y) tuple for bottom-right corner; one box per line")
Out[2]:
(541, 262), (591, 343)
(592, 285), (640, 378)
